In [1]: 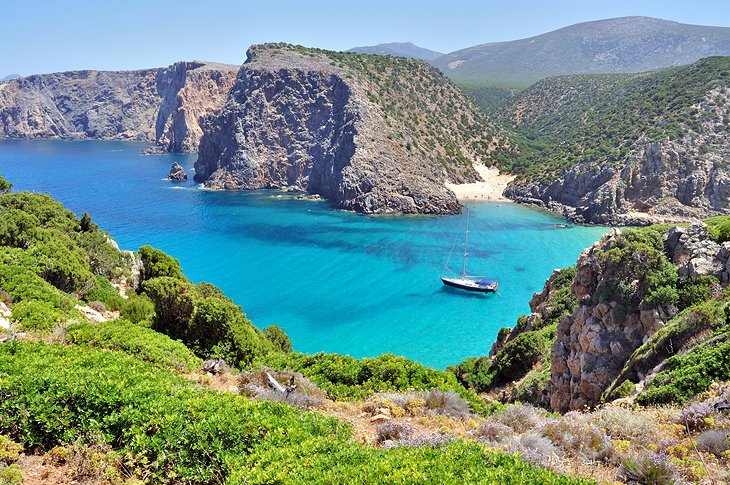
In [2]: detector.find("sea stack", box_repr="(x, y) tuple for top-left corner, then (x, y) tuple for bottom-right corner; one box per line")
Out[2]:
(167, 162), (187, 181)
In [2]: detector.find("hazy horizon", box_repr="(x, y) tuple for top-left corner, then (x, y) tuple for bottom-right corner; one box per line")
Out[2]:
(3, 0), (730, 76)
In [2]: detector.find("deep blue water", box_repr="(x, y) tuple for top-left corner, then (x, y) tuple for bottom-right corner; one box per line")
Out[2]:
(0, 140), (608, 369)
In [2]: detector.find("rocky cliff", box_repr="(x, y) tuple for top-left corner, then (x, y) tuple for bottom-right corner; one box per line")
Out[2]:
(194, 44), (507, 215)
(0, 61), (238, 151)
(501, 57), (730, 225)
(549, 222), (730, 411)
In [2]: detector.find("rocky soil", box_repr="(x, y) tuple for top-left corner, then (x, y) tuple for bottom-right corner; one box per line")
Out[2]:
(0, 61), (238, 152)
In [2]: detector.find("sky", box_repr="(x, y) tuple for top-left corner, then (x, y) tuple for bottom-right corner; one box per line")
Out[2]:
(3, 0), (730, 76)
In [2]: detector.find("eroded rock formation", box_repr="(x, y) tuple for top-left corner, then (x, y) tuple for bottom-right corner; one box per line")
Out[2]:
(0, 61), (238, 151)
(167, 162), (187, 181)
(194, 45), (499, 215)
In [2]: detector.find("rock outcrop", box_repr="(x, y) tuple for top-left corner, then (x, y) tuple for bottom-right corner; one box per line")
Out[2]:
(0, 61), (238, 152)
(194, 44), (505, 215)
(547, 223), (730, 411)
(507, 138), (730, 225)
(167, 162), (188, 181)
(503, 65), (730, 225)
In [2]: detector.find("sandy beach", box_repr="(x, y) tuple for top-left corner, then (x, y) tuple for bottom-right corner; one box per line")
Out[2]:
(445, 164), (515, 202)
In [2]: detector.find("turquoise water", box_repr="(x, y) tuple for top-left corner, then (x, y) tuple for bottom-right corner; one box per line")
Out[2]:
(0, 140), (608, 369)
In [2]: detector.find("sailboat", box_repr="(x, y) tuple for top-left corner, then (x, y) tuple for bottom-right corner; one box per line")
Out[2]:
(441, 209), (498, 293)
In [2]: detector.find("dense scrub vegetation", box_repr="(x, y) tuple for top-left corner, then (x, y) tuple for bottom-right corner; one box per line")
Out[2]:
(499, 57), (730, 184)
(0, 342), (585, 484)
(259, 352), (493, 415)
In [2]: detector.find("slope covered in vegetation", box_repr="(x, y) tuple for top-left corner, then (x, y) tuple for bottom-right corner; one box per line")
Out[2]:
(0, 176), (588, 484)
(498, 57), (730, 224)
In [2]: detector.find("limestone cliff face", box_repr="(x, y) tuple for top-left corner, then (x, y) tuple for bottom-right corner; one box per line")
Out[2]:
(506, 138), (730, 225)
(0, 62), (237, 151)
(194, 45), (502, 215)
(547, 223), (730, 412)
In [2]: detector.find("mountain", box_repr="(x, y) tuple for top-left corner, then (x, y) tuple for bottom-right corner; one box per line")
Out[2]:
(433, 16), (730, 88)
(195, 43), (508, 215)
(0, 74), (20, 82)
(0, 61), (238, 152)
(498, 56), (730, 225)
(347, 42), (443, 61)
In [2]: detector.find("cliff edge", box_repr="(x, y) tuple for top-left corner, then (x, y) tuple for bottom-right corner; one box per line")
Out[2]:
(194, 44), (509, 215)
(0, 61), (238, 152)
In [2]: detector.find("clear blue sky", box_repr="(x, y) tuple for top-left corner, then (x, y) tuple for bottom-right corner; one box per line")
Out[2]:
(3, 0), (730, 75)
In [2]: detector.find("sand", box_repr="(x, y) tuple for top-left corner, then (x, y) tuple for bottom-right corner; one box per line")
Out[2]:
(445, 164), (515, 202)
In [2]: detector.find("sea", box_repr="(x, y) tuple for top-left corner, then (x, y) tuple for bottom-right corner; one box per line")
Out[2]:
(0, 140), (608, 369)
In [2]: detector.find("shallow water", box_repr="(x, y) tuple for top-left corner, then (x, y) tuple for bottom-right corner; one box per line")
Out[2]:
(0, 140), (608, 368)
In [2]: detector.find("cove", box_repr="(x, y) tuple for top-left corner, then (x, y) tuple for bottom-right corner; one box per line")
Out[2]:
(0, 140), (608, 369)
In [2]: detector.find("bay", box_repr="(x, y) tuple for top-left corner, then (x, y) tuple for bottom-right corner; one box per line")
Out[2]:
(0, 140), (608, 369)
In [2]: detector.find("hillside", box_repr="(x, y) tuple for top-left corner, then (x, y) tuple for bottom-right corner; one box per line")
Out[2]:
(0, 175), (593, 484)
(195, 43), (510, 215)
(498, 56), (730, 224)
(432, 16), (730, 89)
(347, 42), (444, 61)
(0, 61), (238, 152)
(1, 176), (728, 483)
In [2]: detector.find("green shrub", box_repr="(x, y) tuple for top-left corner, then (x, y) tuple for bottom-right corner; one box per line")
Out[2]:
(0, 435), (22, 464)
(142, 276), (196, 339)
(138, 245), (183, 284)
(83, 275), (124, 311)
(0, 341), (582, 484)
(637, 333), (730, 405)
(0, 208), (39, 248)
(11, 299), (68, 332)
(705, 215), (730, 243)
(67, 319), (201, 372)
(259, 351), (493, 415)
(677, 275), (720, 309)
(0, 464), (23, 485)
(0, 176), (11, 195)
(263, 324), (293, 353)
(188, 297), (272, 368)
(119, 293), (155, 326)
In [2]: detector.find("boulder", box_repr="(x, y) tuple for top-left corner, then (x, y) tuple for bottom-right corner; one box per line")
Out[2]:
(167, 162), (188, 181)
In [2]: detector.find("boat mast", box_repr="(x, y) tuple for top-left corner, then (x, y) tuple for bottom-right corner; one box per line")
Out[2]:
(462, 209), (469, 278)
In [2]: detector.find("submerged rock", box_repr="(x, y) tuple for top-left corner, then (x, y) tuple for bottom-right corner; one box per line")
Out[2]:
(167, 162), (188, 181)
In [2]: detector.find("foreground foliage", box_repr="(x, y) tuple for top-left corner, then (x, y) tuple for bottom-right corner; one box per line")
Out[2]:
(0, 342), (585, 484)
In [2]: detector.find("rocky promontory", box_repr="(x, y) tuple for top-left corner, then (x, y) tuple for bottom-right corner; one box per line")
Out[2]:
(0, 61), (238, 152)
(194, 44), (507, 215)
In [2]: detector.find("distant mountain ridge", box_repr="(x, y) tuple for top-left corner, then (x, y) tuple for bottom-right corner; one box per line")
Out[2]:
(347, 42), (443, 61)
(432, 16), (730, 88)
(0, 74), (21, 82)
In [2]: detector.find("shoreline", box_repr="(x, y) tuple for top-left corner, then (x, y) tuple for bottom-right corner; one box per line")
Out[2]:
(445, 164), (515, 202)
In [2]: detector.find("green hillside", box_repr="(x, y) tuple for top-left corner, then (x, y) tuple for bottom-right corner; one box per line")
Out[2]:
(499, 56), (730, 185)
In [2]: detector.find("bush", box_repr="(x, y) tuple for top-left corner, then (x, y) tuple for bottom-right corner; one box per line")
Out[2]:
(0, 464), (23, 485)
(188, 297), (272, 368)
(0, 435), (22, 464)
(119, 293), (155, 326)
(83, 275), (124, 311)
(258, 351), (492, 415)
(11, 299), (68, 332)
(66, 319), (201, 372)
(138, 245), (183, 284)
(637, 333), (730, 405)
(376, 422), (414, 443)
(0, 341), (584, 484)
(142, 276), (196, 339)
(620, 451), (676, 485)
(695, 429), (730, 456)
(263, 324), (293, 353)
(675, 401), (716, 431)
